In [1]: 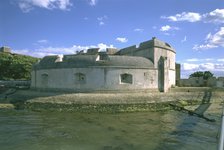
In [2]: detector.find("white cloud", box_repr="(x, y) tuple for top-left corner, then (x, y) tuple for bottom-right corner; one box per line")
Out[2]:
(160, 25), (179, 32)
(185, 58), (213, 62)
(13, 43), (115, 58)
(116, 37), (128, 43)
(193, 44), (218, 50)
(18, 0), (72, 12)
(181, 36), (187, 43)
(207, 27), (224, 46)
(193, 27), (224, 50)
(134, 28), (144, 32)
(182, 62), (224, 71)
(162, 12), (201, 22)
(205, 33), (212, 41)
(205, 58), (214, 61)
(181, 62), (224, 78)
(162, 9), (224, 24)
(181, 62), (224, 77)
(37, 39), (48, 43)
(88, 0), (97, 6)
(203, 9), (224, 24)
(186, 58), (200, 62)
(160, 25), (171, 31)
(99, 21), (104, 25)
(199, 63), (215, 70)
(97, 15), (107, 26)
(217, 59), (224, 62)
(182, 63), (199, 71)
(97, 43), (115, 51)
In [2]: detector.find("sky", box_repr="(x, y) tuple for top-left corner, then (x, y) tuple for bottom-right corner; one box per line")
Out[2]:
(0, 0), (224, 78)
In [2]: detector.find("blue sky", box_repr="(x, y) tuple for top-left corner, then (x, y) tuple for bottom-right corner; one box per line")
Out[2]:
(0, 0), (224, 78)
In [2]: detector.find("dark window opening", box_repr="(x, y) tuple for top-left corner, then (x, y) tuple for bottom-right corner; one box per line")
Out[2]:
(75, 73), (86, 84)
(41, 73), (48, 86)
(144, 72), (150, 80)
(120, 73), (133, 84)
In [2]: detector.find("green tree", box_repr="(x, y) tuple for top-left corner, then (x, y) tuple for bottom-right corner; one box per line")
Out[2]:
(0, 52), (39, 80)
(189, 71), (214, 80)
(203, 71), (214, 80)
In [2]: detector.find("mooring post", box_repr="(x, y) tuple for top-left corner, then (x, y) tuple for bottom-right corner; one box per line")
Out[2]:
(218, 107), (224, 150)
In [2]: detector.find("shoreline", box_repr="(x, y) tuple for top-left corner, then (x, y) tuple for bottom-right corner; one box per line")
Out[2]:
(0, 87), (223, 113)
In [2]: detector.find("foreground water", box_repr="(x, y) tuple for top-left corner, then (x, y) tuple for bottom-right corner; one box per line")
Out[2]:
(0, 109), (221, 150)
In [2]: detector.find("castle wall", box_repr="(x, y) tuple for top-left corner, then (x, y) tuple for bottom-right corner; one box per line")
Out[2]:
(31, 67), (158, 91)
(154, 47), (176, 89)
(169, 70), (176, 87)
(117, 41), (154, 63)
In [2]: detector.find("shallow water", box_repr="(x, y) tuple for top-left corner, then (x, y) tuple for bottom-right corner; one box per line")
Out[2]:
(0, 109), (221, 150)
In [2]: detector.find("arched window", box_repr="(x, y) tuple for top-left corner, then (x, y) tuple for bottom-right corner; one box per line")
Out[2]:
(41, 73), (48, 87)
(75, 73), (86, 84)
(120, 73), (133, 84)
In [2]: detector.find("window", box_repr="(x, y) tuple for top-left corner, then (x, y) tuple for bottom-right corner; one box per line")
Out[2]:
(144, 72), (150, 80)
(120, 73), (133, 84)
(75, 73), (86, 84)
(41, 73), (48, 87)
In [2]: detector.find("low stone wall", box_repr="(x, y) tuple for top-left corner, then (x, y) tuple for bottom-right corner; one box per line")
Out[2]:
(0, 80), (30, 88)
(179, 77), (224, 88)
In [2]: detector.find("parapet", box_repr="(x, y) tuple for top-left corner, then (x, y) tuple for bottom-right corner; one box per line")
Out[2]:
(152, 37), (175, 52)
(106, 48), (117, 55)
(87, 48), (100, 55)
(116, 45), (137, 55)
(116, 37), (175, 55)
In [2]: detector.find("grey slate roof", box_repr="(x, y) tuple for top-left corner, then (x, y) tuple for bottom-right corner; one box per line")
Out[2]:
(33, 54), (154, 70)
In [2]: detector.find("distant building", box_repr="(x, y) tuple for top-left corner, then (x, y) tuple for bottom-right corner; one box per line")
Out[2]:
(31, 37), (177, 92)
(0, 46), (11, 53)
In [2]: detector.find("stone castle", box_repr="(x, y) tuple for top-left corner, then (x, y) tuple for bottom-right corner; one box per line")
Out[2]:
(31, 37), (177, 92)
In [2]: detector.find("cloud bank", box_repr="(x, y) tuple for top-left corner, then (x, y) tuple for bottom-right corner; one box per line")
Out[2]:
(162, 9), (224, 24)
(18, 0), (72, 12)
(180, 57), (224, 78)
(13, 43), (115, 58)
(193, 27), (224, 50)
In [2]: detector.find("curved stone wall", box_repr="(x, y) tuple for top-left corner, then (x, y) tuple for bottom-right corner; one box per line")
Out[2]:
(31, 67), (158, 92)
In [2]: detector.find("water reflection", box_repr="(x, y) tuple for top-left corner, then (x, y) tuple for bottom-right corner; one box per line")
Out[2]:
(0, 110), (220, 150)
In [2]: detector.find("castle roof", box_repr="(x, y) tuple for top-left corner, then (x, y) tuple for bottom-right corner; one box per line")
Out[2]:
(33, 54), (154, 70)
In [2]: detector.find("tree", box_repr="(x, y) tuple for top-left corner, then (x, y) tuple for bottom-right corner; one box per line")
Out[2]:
(0, 52), (39, 80)
(189, 71), (214, 80)
(203, 71), (214, 80)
